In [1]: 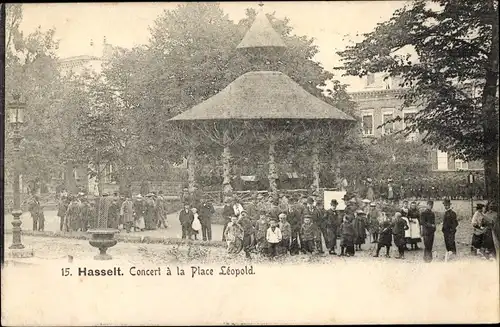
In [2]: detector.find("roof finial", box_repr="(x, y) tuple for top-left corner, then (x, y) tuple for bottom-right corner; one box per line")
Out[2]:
(237, 1), (286, 50)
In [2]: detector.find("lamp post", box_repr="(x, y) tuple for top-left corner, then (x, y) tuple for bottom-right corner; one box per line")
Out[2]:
(468, 172), (475, 217)
(8, 93), (27, 250)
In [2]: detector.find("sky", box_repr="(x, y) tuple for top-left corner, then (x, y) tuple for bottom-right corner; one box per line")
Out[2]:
(18, 1), (408, 91)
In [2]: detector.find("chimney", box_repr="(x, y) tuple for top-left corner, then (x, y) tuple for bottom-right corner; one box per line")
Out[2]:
(90, 39), (94, 47)
(103, 36), (107, 45)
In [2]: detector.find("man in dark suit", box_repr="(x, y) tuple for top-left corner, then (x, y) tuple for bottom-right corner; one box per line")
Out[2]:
(199, 201), (215, 241)
(222, 197), (234, 241)
(326, 199), (341, 255)
(442, 198), (458, 255)
(420, 200), (436, 262)
(288, 196), (302, 255)
(315, 199), (328, 254)
(179, 202), (194, 239)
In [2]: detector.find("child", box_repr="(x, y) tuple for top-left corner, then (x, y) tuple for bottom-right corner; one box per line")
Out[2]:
(392, 212), (409, 259)
(300, 215), (316, 254)
(191, 207), (201, 241)
(374, 217), (392, 258)
(278, 213), (291, 255)
(354, 210), (367, 251)
(224, 216), (244, 254)
(340, 215), (356, 256)
(238, 211), (254, 259)
(255, 211), (269, 255)
(266, 219), (282, 259)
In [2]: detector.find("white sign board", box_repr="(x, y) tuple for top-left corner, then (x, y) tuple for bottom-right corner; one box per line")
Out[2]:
(323, 191), (347, 211)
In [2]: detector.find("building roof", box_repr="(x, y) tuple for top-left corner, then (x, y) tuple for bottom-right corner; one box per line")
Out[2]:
(169, 71), (355, 122)
(236, 10), (286, 50)
(60, 55), (101, 63)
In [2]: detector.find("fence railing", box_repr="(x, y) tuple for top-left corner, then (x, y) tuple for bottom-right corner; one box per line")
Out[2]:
(202, 188), (341, 204)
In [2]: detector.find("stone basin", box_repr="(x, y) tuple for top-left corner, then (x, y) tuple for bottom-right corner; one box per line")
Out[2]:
(88, 228), (119, 260)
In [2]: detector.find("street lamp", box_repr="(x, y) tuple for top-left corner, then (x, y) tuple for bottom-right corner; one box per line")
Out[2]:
(8, 93), (27, 250)
(468, 172), (475, 217)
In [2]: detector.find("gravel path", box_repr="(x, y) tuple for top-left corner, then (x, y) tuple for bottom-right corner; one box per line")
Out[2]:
(5, 232), (490, 266)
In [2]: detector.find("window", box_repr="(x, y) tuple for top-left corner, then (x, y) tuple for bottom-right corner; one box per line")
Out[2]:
(382, 110), (394, 135)
(455, 159), (469, 170)
(437, 150), (448, 171)
(361, 110), (374, 136)
(403, 110), (418, 141)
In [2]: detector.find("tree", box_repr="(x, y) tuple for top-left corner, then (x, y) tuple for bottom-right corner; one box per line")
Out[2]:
(337, 0), (499, 201)
(65, 73), (125, 195)
(103, 3), (358, 193)
(4, 4), (72, 194)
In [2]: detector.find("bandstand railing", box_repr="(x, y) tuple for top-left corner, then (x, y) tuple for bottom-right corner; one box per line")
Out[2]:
(202, 188), (341, 204)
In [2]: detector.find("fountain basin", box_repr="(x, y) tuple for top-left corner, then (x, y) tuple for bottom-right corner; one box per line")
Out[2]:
(88, 229), (119, 260)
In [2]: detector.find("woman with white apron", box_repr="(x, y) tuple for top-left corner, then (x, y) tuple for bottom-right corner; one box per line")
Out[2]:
(407, 201), (422, 250)
(400, 201), (412, 250)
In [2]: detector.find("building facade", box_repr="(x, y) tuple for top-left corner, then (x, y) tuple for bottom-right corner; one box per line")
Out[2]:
(58, 37), (120, 195)
(349, 73), (483, 172)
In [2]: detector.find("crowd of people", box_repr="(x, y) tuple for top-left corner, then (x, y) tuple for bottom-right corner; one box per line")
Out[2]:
(217, 192), (499, 261)
(354, 177), (485, 202)
(53, 191), (173, 233)
(28, 185), (499, 262)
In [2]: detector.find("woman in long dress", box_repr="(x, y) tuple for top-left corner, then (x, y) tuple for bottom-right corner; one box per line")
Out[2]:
(134, 195), (146, 231)
(407, 201), (422, 250)
(120, 197), (134, 232)
(471, 203), (486, 255)
(353, 210), (367, 251)
(482, 202), (496, 259)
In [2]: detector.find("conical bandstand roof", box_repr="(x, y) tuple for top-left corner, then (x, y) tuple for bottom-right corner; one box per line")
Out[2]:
(169, 71), (355, 122)
(236, 10), (286, 49)
(169, 5), (355, 124)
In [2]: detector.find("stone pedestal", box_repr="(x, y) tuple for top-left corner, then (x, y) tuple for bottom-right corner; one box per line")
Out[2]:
(5, 247), (34, 259)
(88, 229), (118, 260)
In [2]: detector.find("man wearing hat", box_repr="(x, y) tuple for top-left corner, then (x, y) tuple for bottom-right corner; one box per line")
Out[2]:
(65, 195), (81, 232)
(442, 199), (458, 255)
(179, 202), (194, 239)
(287, 196), (303, 255)
(57, 194), (69, 232)
(199, 200), (215, 241)
(367, 202), (380, 243)
(353, 209), (367, 251)
(325, 199), (341, 255)
(314, 199), (328, 254)
(420, 200), (437, 262)
(143, 193), (157, 230)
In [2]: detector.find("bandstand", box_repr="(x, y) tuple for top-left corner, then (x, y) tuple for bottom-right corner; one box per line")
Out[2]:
(168, 5), (355, 203)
